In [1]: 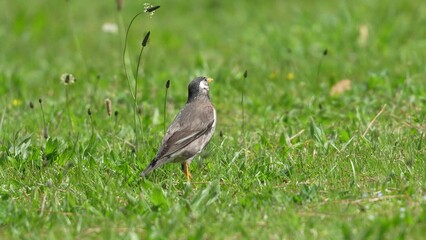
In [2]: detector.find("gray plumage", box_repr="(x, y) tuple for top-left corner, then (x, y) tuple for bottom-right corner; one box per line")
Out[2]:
(140, 76), (216, 178)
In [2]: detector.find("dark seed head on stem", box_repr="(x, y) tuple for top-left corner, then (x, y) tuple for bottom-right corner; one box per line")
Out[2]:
(142, 31), (151, 47)
(87, 108), (92, 116)
(165, 80), (170, 89)
(243, 70), (248, 79)
(43, 127), (49, 139)
(146, 5), (160, 13)
(323, 49), (328, 56)
(105, 98), (112, 116)
(114, 111), (119, 117)
(39, 98), (42, 104)
(116, 0), (123, 11)
(46, 178), (53, 188)
(60, 73), (76, 85)
(29, 101), (34, 109)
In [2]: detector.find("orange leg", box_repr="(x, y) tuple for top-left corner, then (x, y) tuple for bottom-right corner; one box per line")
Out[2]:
(182, 162), (192, 182)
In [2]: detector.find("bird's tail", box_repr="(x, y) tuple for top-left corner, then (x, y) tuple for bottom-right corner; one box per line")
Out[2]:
(139, 159), (157, 178)
(139, 158), (167, 178)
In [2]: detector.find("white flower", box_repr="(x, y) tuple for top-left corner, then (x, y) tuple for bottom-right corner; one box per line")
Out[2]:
(60, 73), (76, 85)
(143, 3), (158, 17)
(143, 3), (152, 11)
(102, 22), (118, 34)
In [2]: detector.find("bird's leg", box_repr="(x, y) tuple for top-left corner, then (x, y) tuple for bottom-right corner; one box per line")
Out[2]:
(181, 163), (192, 181)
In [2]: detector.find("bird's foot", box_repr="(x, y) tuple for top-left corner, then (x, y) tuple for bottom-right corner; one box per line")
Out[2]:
(182, 163), (192, 182)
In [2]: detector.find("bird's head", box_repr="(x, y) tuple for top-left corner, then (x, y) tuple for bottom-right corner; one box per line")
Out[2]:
(187, 76), (213, 102)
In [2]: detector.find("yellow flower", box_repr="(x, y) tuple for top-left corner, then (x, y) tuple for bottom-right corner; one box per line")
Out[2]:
(12, 99), (22, 107)
(286, 72), (295, 80)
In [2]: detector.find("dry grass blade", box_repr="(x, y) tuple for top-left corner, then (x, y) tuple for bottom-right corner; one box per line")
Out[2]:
(362, 104), (386, 138)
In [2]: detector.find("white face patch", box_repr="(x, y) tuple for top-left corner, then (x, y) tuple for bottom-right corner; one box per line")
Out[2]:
(199, 80), (209, 92)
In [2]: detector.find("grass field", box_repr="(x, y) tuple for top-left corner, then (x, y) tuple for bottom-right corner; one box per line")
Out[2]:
(1, 0), (425, 239)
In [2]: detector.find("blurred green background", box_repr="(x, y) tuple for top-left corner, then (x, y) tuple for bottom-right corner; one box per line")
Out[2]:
(0, 0), (425, 239)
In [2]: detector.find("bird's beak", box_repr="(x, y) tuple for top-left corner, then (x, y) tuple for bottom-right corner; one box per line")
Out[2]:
(207, 77), (214, 83)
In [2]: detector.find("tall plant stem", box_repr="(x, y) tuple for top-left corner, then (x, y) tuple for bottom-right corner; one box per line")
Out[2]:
(241, 70), (248, 148)
(65, 87), (74, 135)
(133, 46), (146, 153)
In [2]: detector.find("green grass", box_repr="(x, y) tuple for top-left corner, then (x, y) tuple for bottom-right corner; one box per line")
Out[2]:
(1, 0), (425, 239)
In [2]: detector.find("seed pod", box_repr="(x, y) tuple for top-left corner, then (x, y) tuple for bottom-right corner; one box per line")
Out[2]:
(323, 49), (328, 56)
(43, 127), (49, 139)
(105, 98), (112, 116)
(142, 31), (151, 47)
(146, 5), (160, 13)
(116, 0), (123, 11)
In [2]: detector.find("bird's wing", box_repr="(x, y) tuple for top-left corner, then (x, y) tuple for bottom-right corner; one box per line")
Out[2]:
(155, 102), (215, 160)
